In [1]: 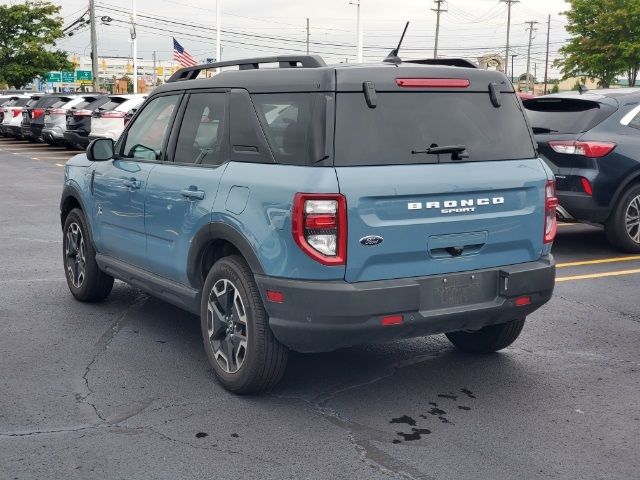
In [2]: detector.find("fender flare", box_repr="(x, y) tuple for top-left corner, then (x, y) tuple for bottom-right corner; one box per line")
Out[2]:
(609, 168), (640, 210)
(60, 184), (89, 229)
(187, 222), (265, 288)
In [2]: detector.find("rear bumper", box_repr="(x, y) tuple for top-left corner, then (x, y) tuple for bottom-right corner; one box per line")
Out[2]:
(558, 191), (610, 223)
(64, 130), (90, 147)
(42, 126), (66, 141)
(256, 256), (556, 353)
(5, 125), (23, 137)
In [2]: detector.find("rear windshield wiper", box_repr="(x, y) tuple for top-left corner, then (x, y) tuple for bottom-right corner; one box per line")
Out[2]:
(532, 127), (559, 134)
(411, 144), (469, 160)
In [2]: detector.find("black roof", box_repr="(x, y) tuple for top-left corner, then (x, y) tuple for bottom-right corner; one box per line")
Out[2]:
(156, 55), (512, 95)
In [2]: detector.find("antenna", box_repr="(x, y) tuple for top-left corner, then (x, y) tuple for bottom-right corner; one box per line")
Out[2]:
(383, 21), (410, 64)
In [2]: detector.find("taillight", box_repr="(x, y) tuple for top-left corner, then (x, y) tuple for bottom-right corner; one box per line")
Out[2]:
(544, 180), (558, 244)
(548, 141), (616, 158)
(396, 78), (470, 88)
(72, 109), (92, 118)
(99, 111), (126, 119)
(32, 108), (44, 119)
(12, 109), (22, 117)
(48, 108), (66, 115)
(292, 193), (347, 266)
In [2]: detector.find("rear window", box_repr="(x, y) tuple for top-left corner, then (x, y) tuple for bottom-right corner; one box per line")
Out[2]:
(334, 92), (535, 166)
(74, 96), (104, 110)
(36, 96), (65, 108)
(97, 97), (129, 111)
(10, 98), (30, 107)
(26, 97), (42, 107)
(523, 98), (617, 134)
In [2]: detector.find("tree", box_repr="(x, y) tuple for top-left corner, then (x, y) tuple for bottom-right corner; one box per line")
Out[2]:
(556, 0), (640, 88)
(0, 1), (72, 88)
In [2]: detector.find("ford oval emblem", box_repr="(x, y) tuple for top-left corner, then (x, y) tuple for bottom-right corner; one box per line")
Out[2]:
(360, 235), (384, 247)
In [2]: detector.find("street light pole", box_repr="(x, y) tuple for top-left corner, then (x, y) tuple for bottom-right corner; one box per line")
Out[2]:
(216, 0), (222, 64)
(350, 1), (362, 63)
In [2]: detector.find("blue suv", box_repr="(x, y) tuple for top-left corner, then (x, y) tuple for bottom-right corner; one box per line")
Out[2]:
(61, 55), (557, 393)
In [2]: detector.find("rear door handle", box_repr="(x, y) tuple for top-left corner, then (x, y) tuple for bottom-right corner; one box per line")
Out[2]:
(123, 177), (141, 189)
(181, 187), (205, 200)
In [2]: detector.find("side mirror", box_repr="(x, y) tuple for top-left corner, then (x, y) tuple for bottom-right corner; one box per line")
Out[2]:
(87, 138), (114, 161)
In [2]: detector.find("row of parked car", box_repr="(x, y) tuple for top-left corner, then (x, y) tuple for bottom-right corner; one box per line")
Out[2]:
(0, 91), (146, 149)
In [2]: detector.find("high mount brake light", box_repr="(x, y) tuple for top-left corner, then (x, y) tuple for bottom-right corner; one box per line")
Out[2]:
(548, 141), (616, 158)
(396, 78), (470, 88)
(544, 180), (558, 244)
(292, 193), (347, 266)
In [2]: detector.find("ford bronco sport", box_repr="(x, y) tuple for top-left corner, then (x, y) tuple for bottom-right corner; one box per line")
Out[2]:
(60, 54), (557, 394)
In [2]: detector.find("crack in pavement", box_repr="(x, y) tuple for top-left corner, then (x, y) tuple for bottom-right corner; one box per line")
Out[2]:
(278, 349), (448, 480)
(558, 294), (640, 324)
(78, 293), (149, 422)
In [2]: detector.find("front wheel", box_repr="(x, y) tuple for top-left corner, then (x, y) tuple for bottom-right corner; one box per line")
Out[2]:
(605, 184), (640, 253)
(63, 208), (114, 302)
(446, 318), (525, 353)
(201, 255), (288, 394)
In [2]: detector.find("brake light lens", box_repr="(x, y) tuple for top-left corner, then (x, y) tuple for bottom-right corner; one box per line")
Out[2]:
(292, 193), (347, 266)
(396, 78), (470, 88)
(544, 180), (558, 244)
(48, 108), (66, 115)
(548, 141), (616, 158)
(32, 108), (44, 119)
(99, 110), (126, 119)
(12, 109), (22, 117)
(71, 109), (92, 118)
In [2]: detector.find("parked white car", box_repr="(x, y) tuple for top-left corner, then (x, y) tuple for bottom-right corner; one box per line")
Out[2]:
(42, 94), (102, 147)
(1, 94), (33, 137)
(88, 94), (147, 141)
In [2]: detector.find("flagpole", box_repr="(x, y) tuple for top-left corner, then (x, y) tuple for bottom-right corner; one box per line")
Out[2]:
(216, 0), (221, 64)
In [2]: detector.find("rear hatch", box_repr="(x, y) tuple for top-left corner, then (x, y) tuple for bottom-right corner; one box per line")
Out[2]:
(66, 96), (107, 134)
(90, 96), (131, 136)
(523, 95), (618, 191)
(4, 97), (30, 125)
(44, 97), (76, 127)
(21, 96), (41, 127)
(334, 67), (550, 282)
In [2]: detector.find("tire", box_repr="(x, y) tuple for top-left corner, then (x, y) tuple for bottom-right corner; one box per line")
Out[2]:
(200, 255), (288, 394)
(445, 317), (525, 354)
(62, 208), (114, 302)
(605, 184), (640, 253)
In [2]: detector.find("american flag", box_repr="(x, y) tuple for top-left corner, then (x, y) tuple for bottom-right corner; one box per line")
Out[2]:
(173, 37), (198, 67)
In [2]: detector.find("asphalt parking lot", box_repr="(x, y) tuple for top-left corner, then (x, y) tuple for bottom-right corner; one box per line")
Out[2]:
(1, 137), (639, 480)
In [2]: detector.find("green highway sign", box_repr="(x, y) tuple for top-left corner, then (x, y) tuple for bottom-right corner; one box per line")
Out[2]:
(76, 70), (92, 81)
(61, 71), (74, 82)
(47, 71), (61, 82)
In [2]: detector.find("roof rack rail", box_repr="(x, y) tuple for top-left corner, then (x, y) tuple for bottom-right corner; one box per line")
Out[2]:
(405, 58), (478, 69)
(168, 55), (327, 82)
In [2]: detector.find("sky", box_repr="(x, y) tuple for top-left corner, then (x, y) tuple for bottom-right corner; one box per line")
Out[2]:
(54, 0), (570, 78)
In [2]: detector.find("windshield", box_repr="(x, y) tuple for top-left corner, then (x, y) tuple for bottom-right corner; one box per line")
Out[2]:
(334, 92), (535, 166)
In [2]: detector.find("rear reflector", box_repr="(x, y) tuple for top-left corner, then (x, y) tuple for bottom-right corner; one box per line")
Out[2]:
(266, 290), (285, 303)
(515, 295), (532, 307)
(580, 177), (593, 196)
(396, 78), (470, 88)
(548, 141), (616, 158)
(381, 315), (404, 326)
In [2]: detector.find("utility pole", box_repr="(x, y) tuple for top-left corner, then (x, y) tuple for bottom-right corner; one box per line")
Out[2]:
(525, 21), (538, 93)
(511, 54), (517, 83)
(89, 0), (99, 92)
(543, 14), (551, 94)
(306, 18), (310, 55)
(152, 51), (156, 87)
(349, 1), (363, 63)
(500, 0), (518, 78)
(131, 0), (137, 94)
(216, 0), (222, 64)
(432, 0), (447, 59)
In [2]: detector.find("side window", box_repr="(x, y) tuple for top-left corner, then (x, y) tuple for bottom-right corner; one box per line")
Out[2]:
(174, 93), (227, 165)
(122, 95), (180, 160)
(628, 112), (640, 131)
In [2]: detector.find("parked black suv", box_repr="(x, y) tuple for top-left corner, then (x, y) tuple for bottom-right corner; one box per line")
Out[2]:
(21, 94), (74, 142)
(524, 89), (640, 252)
(63, 95), (108, 148)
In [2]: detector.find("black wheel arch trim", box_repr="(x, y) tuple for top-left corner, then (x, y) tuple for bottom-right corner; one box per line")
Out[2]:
(187, 222), (265, 289)
(60, 185), (89, 229)
(610, 168), (640, 210)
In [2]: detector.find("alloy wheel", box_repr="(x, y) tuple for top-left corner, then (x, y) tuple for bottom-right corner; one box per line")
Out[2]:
(206, 278), (249, 374)
(625, 194), (640, 244)
(65, 222), (86, 288)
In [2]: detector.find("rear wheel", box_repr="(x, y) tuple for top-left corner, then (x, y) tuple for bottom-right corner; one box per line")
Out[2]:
(446, 318), (525, 353)
(605, 184), (640, 253)
(63, 208), (114, 302)
(200, 255), (288, 394)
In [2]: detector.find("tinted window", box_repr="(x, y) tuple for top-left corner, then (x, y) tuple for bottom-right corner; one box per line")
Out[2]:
(121, 95), (180, 160)
(334, 92), (535, 166)
(26, 97), (41, 107)
(523, 98), (617, 134)
(74, 96), (103, 110)
(174, 93), (227, 165)
(12, 98), (30, 107)
(252, 93), (327, 165)
(98, 97), (129, 111)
